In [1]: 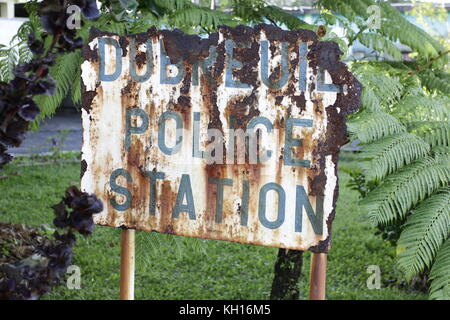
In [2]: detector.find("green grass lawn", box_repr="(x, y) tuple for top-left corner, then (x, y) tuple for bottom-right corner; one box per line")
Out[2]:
(0, 153), (427, 300)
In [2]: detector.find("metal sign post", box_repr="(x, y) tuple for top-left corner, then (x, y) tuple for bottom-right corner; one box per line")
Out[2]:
(120, 228), (135, 300)
(309, 252), (327, 300)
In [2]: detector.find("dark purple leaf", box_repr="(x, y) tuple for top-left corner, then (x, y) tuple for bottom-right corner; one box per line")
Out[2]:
(18, 100), (40, 121)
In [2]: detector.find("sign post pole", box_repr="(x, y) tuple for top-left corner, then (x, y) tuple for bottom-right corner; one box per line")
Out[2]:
(309, 253), (327, 300)
(120, 228), (135, 300)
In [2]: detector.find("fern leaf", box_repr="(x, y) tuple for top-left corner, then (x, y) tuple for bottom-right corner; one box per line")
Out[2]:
(18, 42), (33, 63)
(429, 238), (450, 300)
(361, 154), (450, 225)
(325, 35), (349, 58)
(378, 2), (444, 60)
(259, 5), (315, 31)
(69, 51), (84, 107)
(231, 0), (263, 23)
(0, 47), (18, 82)
(353, 67), (403, 108)
(318, 0), (445, 61)
(419, 70), (450, 96)
(80, 14), (129, 40)
(432, 146), (450, 156)
(359, 133), (430, 180)
(0, 46), (12, 82)
(408, 121), (450, 148)
(358, 33), (402, 61)
(71, 69), (82, 107)
(33, 51), (80, 125)
(171, 7), (233, 30)
(100, 20), (129, 36)
(394, 96), (450, 122)
(153, 0), (193, 11)
(397, 188), (450, 280)
(315, 0), (364, 21)
(347, 111), (406, 143)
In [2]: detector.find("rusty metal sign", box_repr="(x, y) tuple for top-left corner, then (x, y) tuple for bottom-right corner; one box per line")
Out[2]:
(80, 24), (360, 252)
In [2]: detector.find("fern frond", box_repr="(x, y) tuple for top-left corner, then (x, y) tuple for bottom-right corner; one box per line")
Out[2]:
(259, 5), (315, 30)
(315, 0), (367, 21)
(394, 96), (450, 122)
(11, 20), (33, 43)
(23, 0), (43, 35)
(0, 38), (30, 82)
(0, 46), (15, 82)
(6, 47), (18, 81)
(322, 31), (349, 57)
(33, 51), (80, 126)
(347, 111), (406, 143)
(419, 70), (450, 96)
(433, 70), (450, 82)
(80, 14), (129, 40)
(397, 188), (450, 280)
(432, 146), (450, 156)
(127, 12), (162, 34)
(318, 0), (445, 62)
(71, 65), (82, 107)
(429, 238), (450, 300)
(153, 0), (194, 11)
(100, 20), (129, 36)
(352, 67), (403, 108)
(361, 154), (450, 225)
(378, 2), (444, 61)
(360, 86), (380, 111)
(358, 33), (402, 61)
(18, 42), (33, 63)
(231, 0), (264, 23)
(359, 133), (430, 180)
(170, 7), (234, 30)
(408, 121), (450, 148)
(0, 18), (37, 81)
(401, 77), (426, 98)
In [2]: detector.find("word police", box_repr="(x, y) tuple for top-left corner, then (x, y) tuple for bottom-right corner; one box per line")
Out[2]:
(125, 108), (313, 167)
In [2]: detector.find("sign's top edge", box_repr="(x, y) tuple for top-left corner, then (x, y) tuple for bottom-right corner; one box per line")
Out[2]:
(87, 23), (319, 44)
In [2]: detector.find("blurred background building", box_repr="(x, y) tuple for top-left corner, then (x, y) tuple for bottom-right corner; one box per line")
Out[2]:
(0, 0), (28, 46)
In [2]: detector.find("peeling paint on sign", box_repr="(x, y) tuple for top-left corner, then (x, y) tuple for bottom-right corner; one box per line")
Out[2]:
(80, 24), (361, 252)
